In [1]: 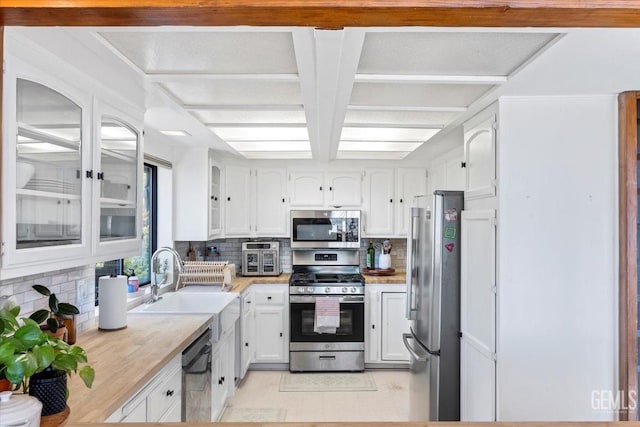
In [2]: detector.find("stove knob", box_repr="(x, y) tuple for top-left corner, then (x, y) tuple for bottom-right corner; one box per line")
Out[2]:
(325, 288), (330, 294)
(351, 287), (356, 293)
(307, 287), (315, 293)
(342, 287), (347, 293)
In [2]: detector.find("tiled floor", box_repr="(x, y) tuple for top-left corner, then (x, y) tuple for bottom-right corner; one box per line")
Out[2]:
(223, 369), (411, 422)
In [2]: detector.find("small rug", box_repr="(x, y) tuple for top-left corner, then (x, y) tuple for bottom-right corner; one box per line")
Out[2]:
(220, 407), (287, 422)
(279, 372), (377, 392)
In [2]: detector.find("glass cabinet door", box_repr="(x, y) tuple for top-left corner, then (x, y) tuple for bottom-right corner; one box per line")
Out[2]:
(15, 79), (83, 249)
(209, 163), (221, 236)
(98, 116), (139, 242)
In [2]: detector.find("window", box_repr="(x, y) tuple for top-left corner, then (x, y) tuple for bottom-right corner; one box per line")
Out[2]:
(95, 163), (157, 304)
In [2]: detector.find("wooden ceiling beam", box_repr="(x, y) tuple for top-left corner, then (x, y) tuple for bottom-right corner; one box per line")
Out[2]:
(4, 2), (640, 27)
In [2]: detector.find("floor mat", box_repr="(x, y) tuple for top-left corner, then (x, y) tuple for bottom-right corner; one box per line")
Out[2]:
(279, 372), (377, 392)
(220, 407), (287, 422)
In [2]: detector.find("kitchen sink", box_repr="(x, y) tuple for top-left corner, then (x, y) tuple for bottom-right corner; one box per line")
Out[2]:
(130, 288), (239, 341)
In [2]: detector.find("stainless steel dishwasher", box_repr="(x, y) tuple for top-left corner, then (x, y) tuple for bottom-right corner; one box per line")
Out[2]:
(182, 329), (212, 422)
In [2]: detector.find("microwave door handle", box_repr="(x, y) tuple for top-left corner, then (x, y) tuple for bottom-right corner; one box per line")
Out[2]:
(406, 208), (419, 320)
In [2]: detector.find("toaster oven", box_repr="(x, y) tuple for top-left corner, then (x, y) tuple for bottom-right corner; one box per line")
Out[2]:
(241, 241), (280, 276)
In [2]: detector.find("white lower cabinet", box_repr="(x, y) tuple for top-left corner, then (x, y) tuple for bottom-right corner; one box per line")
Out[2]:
(253, 285), (289, 363)
(365, 285), (411, 364)
(108, 354), (182, 423)
(240, 289), (254, 379)
(211, 332), (234, 421)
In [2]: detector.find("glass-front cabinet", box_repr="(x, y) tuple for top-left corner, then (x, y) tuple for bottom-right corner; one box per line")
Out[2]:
(208, 161), (222, 237)
(93, 100), (142, 257)
(1, 56), (142, 278)
(15, 79), (84, 249)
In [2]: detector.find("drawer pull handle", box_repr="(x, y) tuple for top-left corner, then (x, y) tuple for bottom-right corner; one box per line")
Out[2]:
(165, 390), (174, 397)
(267, 296), (272, 300)
(319, 355), (336, 360)
(218, 378), (223, 385)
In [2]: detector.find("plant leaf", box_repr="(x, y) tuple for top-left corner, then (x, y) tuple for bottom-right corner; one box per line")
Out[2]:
(5, 358), (25, 385)
(0, 341), (15, 363)
(79, 365), (95, 388)
(33, 345), (55, 369)
(46, 317), (59, 333)
(52, 353), (77, 372)
(22, 353), (38, 378)
(29, 309), (50, 325)
(14, 323), (44, 348)
(48, 294), (59, 314)
(68, 346), (87, 362)
(57, 303), (79, 316)
(32, 284), (51, 297)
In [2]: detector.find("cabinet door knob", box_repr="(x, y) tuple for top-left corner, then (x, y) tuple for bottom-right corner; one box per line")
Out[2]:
(97, 172), (104, 181)
(329, 186), (333, 191)
(282, 198), (285, 203)
(267, 296), (272, 300)
(215, 196), (218, 201)
(461, 162), (467, 168)
(221, 376), (225, 383)
(400, 198), (403, 203)
(372, 324), (375, 329)
(218, 378), (223, 385)
(165, 390), (174, 397)
(389, 198), (393, 203)
(85, 170), (93, 179)
(227, 197), (231, 201)
(57, 200), (61, 205)
(245, 342), (249, 347)
(319, 186), (323, 191)
(279, 332), (283, 337)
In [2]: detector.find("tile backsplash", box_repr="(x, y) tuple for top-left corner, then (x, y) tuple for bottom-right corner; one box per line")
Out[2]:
(176, 236), (407, 273)
(0, 265), (97, 334)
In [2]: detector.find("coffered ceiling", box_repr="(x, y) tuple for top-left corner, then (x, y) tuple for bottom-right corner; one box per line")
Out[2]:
(97, 28), (559, 160)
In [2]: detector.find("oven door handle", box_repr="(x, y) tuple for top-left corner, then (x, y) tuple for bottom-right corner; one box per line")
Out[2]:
(290, 295), (364, 303)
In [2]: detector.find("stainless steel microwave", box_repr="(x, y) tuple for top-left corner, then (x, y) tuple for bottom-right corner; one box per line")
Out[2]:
(290, 210), (360, 249)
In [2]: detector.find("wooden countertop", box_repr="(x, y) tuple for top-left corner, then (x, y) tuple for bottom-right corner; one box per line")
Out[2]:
(363, 270), (406, 284)
(228, 271), (406, 292)
(67, 314), (212, 423)
(68, 423), (627, 427)
(229, 274), (291, 293)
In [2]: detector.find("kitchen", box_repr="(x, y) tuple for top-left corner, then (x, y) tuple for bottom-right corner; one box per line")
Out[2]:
(0, 6), (629, 426)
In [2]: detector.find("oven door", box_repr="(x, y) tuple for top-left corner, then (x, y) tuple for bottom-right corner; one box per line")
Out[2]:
(289, 295), (364, 343)
(290, 210), (360, 248)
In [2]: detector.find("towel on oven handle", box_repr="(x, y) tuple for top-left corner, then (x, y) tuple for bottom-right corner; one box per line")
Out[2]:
(314, 296), (340, 334)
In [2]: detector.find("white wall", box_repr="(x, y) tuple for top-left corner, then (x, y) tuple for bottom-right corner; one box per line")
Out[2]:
(497, 95), (618, 421)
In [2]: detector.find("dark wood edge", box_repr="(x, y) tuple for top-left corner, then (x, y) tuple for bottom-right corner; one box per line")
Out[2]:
(618, 91), (638, 421)
(5, 3), (640, 27)
(0, 27), (3, 254)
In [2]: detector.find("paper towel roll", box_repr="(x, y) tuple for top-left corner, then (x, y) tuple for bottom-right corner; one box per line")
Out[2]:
(98, 275), (127, 331)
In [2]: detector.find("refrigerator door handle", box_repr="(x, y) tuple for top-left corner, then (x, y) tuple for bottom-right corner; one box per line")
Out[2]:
(406, 208), (419, 320)
(402, 333), (429, 362)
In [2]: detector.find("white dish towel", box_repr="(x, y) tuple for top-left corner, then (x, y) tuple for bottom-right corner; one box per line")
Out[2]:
(314, 296), (341, 334)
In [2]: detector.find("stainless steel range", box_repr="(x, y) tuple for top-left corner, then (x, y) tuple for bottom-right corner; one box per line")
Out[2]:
(289, 249), (365, 372)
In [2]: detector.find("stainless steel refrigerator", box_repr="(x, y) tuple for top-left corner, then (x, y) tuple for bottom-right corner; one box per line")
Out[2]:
(403, 190), (463, 421)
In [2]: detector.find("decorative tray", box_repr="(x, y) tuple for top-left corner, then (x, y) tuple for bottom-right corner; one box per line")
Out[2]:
(362, 268), (396, 276)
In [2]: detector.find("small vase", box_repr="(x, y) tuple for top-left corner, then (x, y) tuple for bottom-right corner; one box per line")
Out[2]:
(379, 253), (392, 270)
(41, 325), (67, 342)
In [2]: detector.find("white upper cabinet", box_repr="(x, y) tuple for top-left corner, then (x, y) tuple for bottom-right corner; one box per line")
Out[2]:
(224, 165), (253, 235)
(288, 171), (324, 207)
(1, 57), (143, 278)
(173, 147), (212, 242)
(464, 110), (497, 200)
(92, 99), (143, 258)
(363, 168), (395, 236)
(255, 168), (287, 236)
(326, 172), (363, 208)
(395, 168), (427, 236)
(208, 160), (222, 237)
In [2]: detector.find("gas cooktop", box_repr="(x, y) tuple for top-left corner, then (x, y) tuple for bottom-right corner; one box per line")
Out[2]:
(289, 272), (365, 286)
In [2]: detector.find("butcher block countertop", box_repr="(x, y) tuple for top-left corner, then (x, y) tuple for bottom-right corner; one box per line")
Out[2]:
(67, 313), (212, 423)
(68, 422), (626, 427)
(229, 273), (291, 293)
(228, 270), (406, 293)
(363, 270), (406, 284)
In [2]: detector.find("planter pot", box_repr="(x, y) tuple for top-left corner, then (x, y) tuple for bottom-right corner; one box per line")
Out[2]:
(29, 368), (67, 416)
(40, 325), (67, 342)
(0, 378), (12, 391)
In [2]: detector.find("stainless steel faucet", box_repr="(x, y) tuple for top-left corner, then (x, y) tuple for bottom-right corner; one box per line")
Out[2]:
(150, 247), (184, 302)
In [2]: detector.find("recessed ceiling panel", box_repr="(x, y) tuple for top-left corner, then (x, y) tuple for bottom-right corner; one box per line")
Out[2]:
(336, 151), (410, 160)
(339, 141), (423, 152)
(209, 126), (309, 141)
(162, 81), (301, 105)
(358, 32), (558, 76)
(350, 83), (492, 108)
(344, 110), (458, 126)
(340, 127), (439, 141)
(100, 31), (298, 74)
(193, 110), (306, 124)
(227, 141), (311, 151)
(241, 151), (312, 159)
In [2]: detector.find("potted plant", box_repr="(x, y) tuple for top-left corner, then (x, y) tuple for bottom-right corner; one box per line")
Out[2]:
(28, 284), (79, 343)
(0, 298), (94, 415)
